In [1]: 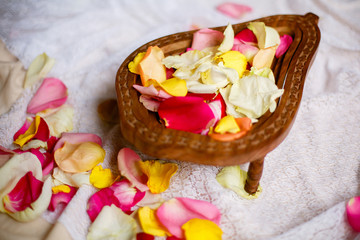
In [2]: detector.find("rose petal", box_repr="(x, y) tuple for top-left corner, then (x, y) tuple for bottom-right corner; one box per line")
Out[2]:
(52, 167), (90, 187)
(0, 145), (16, 167)
(133, 84), (173, 99)
(232, 42), (259, 63)
(346, 196), (360, 232)
(217, 23), (234, 53)
(39, 105), (74, 137)
(24, 53), (55, 88)
(21, 139), (48, 151)
(48, 184), (77, 211)
(27, 78), (68, 114)
(138, 160), (178, 194)
(110, 180), (145, 212)
(216, 166), (262, 199)
(53, 132), (102, 153)
(182, 218), (223, 240)
(28, 148), (54, 176)
(54, 141), (105, 173)
(87, 188), (120, 222)
(117, 148), (149, 192)
(166, 68), (175, 79)
(156, 197), (221, 238)
(158, 96), (216, 134)
(216, 3), (252, 19)
(128, 52), (146, 74)
(13, 117), (32, 141)
(90, 165), (116, 189)
(214, 115), (240, 134)
(157, 78), (188, 97)
(13, 115), (50, 147)
(137, 232), (155, 240)
(215, 51), (247, 78)
(234, 28), (257, 45)
(3, 171), (43, 213)
(191, 28), (224, 50)
(275, 34), (293, 58)
(139, 95), (162, 112)
(248, 22), (280, 49)
(138, 206), (171, 237)
(252, 46), (277, 69)
(139, 46), (167, 86)
(87, 205), (137, 240)
(136, 190), (164, 208)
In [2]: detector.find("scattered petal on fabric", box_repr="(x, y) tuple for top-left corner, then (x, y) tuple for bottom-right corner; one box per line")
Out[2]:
(275, 34), (293, 58)
(346, 196), (360, 232)
(13, 117), (32, 141)
(136, 190), (164, 208)
(138, 160), (178, 194)
(21, 139), (48, 151)
(87, 187), (120, 222)
(24, 53), (55, 88)
(217, 23), (234, 53)
(191, 28), (224, 50)
(52, 167), (90, 187)
(216, 3), (252, 19)
(234, 28), (257, 45)
(90, 165), (116, 189)
(182, 218), (223, 240)
(138, 206), (171, 237)
(48, 184), (77, 212)
(39, 105), (74, 137)
(139, 46), (167, 86)
(3, 171), (43, 213)
(28, 148), (54, 176)
(136, 232), (155, 240)
(158, 96), (216, 134)
(156, 197), (221, 238)
(252, 46), (277, 69)
(128, 52), (146, 74)
(13, 115), (50, 147)
(214, 115), (240, 134)
(228, 75), (284, 119)
(110, 179), (146, 212)
(27, 78), (68, 114)
(53, 132), (103, 153)
(117, 148), (149, 192)
(216, 165), (262, 199)
(54, 141), (105, 173)
(215, 51), (247, 78)
(87, 205), (137, 240)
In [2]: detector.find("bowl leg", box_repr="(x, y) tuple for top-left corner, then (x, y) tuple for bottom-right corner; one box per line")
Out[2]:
(244, 157), (264, 194)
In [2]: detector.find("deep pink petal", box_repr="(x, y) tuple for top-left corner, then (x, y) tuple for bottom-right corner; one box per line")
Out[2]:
(110, 179), (146, 212)
(27, 78), (68, 114)
(87, 187), (120, 222)
(346, 196), (360, 232)
(137, 232), (155, 240)
(48, 185), (77, 211)
(156, 197), (221, 238)
(191, 28), (224, 50)
(28, 148), (54, 176)
(216, 3), (252, 19)
(53, 132), (102, 152)
(34, 117), (50, 141)
(46, 136), (59, 153)
(166, 68), (175, 79)
(234, 28), (257, 45)
(275, 34), (293, 58)
(4, 171), (43, 213)
(166, 236), (182, 240)
(13, 118), (33, 141)
(117, 148), (149, 192)
(158, 96), (215, 134)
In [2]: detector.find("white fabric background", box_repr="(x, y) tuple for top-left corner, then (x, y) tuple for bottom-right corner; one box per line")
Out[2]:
(1, 0), (360, 239)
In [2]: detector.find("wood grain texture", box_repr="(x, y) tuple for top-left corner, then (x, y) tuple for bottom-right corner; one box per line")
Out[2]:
(115, 13), (321, 169)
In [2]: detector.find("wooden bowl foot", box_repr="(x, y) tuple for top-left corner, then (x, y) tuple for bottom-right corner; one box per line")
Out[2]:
(244, 157), (264, 195)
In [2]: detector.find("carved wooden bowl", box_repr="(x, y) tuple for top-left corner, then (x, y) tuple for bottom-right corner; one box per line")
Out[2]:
(116, 13), (321, 193)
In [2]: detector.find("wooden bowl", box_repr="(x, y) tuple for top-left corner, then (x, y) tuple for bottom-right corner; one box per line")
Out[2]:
(115, 13), (320, 167)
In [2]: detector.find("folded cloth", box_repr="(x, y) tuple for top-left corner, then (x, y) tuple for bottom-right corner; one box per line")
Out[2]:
(0, 39), (25, 115)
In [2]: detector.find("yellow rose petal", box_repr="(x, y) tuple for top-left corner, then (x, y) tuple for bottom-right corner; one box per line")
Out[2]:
(90, 165), (115, 189)
(159, 78), (188, 97)
(216, 51), (247, 78)
(128, 52), (146, 74)
(54, 141), (105, 173)
(24, 52), (55, 88)
(182, 218), (223, 240)
(214, 115), (240, 134)
(13, 116), (44, 147)
(138, 160), (178, 194)
(52, 184), (71, 194)
(138, 206), (170, 237)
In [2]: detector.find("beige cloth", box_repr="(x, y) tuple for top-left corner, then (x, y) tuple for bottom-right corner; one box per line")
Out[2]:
(0, 39), (25, 115)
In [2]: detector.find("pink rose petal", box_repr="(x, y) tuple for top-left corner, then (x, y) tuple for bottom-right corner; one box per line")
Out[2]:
(158, 96), (216, 134)
(232, 42), (259, 62)
(53, 132), (102, 152)
(87, 187), (120, 222)
(166, 68), (175, 79)
(48, 185), (77, 211)
(117, 148), (149, 192)
(13, 118), (32, 141)
(346, 196), (360, 232)
(26, 148), (54, 176)
(191, 28), (224, 50)
(4, 171), (43, 213)
(0, 145), (16, 167)
(110, 179), (145, 212)
(27, 78), (68, 114)
(46, 136), (58, 153)
(275, 34), (293, 58)
(137, 232), (155, 240)
(133, 84), (172, 99)
(216, 2), (252, 19)
(139, 95), (162, 112)
(234, 28), (257, 45)
(156, 197), (221, 238)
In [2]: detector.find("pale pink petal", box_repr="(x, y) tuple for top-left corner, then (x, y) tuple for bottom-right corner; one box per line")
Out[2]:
(3, 171), (43, 213)
(216, 3), (252, 19)
(346, 196), (360, 232)
(48, 185), (77, 211)
(232, 42), (259, 62)
(0, 145), (16, 167)
(53, 132), (102, 152)
(27, 78), (68, 114)
(156, 197), (221, 238)
(87, 187), (120, 222)
(234, 28), (257, 45)
(139, 95), (161, 112)
(275, 34), (293, 58)
(13, 118), (32, 141)
(191, 29), (224, 50)
(117, 148), (149, 192)
(158, 96), (216, 134)
(110, 179), (145, 212)
(133, 84), (172, 99)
